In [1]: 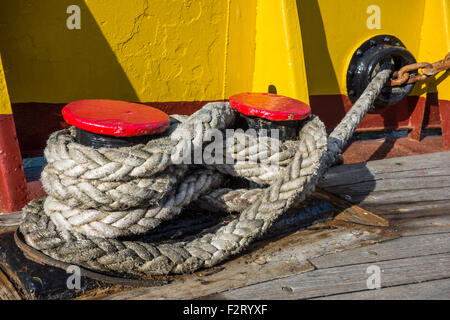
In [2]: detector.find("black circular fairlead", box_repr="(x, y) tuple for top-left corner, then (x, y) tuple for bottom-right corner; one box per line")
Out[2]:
(347, 35), (417, 107)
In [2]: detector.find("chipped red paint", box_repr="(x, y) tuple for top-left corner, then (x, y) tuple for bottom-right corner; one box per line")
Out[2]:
(0, 114), (29, 213)
(229, 93), (311, 121)
(62, 99), (170, 136)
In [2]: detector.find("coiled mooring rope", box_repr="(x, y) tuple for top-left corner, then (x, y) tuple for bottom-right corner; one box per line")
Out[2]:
(19, 69), (391, 277)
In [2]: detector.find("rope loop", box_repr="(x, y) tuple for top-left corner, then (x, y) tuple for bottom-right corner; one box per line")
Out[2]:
(20, 69), (392, 277)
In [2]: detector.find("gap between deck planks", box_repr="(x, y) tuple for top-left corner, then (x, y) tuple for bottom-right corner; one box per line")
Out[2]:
(309, 233), (450, 268)
(0, 269), (21, 300)
(200, 152), (450, 300)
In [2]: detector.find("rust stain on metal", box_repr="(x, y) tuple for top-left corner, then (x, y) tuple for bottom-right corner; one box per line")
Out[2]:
(389, 52), (450, 86)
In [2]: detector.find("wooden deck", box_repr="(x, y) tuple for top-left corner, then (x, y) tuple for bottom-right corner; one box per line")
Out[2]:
(0, 151), (449, 300)
(108, 151), (450, 300)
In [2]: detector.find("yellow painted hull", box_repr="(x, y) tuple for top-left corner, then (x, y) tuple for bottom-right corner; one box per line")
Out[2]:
(0, 0), (449, 109)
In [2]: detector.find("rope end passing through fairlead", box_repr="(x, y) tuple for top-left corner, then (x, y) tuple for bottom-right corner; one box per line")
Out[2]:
(19, 69), (393, 277)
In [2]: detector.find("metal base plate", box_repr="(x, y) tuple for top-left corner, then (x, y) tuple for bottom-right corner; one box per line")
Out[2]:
(0, 231), (167, 299)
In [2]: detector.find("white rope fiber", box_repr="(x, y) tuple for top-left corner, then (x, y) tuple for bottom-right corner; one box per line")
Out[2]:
(20, 69), (391, 277)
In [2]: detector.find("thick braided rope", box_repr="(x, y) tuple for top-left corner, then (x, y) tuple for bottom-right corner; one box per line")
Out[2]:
(20, 116), (327, 276)
(19, 69), (391, 277)
(42, 113), (187, 190)
(171, 102), (297, 185)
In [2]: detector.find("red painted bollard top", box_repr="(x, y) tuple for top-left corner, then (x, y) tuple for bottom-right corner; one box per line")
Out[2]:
(62, 99), (170, 136)
(229, 93), (311, 121)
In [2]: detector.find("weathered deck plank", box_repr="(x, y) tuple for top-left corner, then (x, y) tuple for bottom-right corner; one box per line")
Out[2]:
(376, 200), (450, 219)
(315, 278), (450, 300)
(206, 253), (450, 300)
(309, 232), (450, 269)
(0, 269), (21, 300)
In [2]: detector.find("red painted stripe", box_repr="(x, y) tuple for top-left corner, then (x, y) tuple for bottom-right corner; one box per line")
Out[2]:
(10, 96), (446, 157)
(11, 101), (214, 158)
(0, 114), (29, 213)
